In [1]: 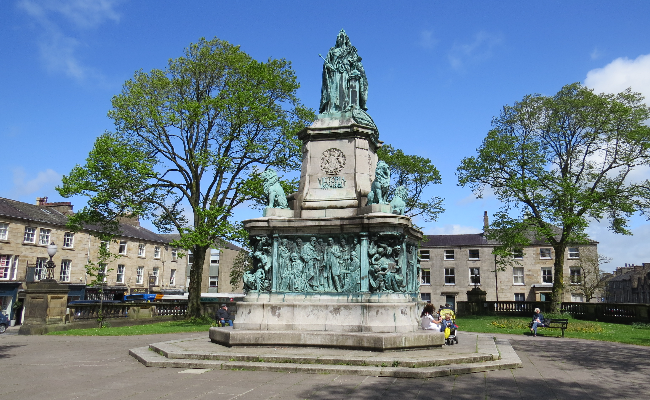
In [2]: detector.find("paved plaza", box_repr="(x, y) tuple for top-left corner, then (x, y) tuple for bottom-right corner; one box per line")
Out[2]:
(2, 326), (650, 399)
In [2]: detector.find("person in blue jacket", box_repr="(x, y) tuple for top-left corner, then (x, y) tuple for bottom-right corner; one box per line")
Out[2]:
(531, 308), (544, 336)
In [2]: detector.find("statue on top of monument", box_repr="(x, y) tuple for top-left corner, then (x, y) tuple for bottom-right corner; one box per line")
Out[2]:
(319, 30), (375, 128)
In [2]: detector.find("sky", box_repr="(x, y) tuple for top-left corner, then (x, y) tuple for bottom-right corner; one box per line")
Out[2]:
(2, 0), (650, 272)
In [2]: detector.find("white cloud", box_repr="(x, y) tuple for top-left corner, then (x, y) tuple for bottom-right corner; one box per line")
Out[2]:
(17, 0), (121, 82)
(590, 47), (603, 60)
(448, 31), (503, 70)
(584, 53), (650, 100)
(11, 168), (61, 198)
(419, 30), (438, 49)
(425, 224), (482, 235)
(586, 219), (650, 273)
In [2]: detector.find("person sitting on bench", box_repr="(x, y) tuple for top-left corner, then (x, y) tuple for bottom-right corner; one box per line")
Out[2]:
(216, 304), (233, 327)
(530, 307), (544, 336)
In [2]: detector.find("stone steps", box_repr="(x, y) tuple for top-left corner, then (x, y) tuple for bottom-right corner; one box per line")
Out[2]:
(129, 333), (522, 379)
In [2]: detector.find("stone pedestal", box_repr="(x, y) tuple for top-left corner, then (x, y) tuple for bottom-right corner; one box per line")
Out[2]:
(19, 282), (69, 334)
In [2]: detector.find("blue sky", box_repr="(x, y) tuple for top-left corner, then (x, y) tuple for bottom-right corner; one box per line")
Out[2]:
(2, 0), (650, 272)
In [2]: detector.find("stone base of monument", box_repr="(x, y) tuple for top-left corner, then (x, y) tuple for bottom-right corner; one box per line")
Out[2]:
(209, 327), (444, 351)
(262, 207), (295, 218)
(357, 204), (391, 215)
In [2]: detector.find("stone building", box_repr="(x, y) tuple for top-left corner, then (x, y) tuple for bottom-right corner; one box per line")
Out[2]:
(0, 197), (187, 323)
(605, 264), (650, 303)
(418, 214), (598, 309)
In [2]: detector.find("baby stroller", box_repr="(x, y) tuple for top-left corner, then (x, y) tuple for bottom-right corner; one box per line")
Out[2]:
(439, 307), (459, 345)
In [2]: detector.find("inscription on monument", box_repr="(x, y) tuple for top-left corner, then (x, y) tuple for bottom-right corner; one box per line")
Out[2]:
(318, 176), (346, 189)
(320, 148), (346, 175)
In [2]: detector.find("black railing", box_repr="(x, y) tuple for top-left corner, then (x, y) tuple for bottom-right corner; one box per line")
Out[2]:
(70, 302), (187, 320)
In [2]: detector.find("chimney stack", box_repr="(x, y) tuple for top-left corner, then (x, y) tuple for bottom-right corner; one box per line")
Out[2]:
(36, 197), (48, 206)
(483, 211), (489, 231)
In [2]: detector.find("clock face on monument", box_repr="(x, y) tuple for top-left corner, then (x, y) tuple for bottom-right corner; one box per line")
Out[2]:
(320, 148), (346, 175)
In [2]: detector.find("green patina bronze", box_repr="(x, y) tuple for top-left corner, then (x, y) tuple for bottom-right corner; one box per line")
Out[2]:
(366, 161), (390, 205)
(319, 29), (375, 128)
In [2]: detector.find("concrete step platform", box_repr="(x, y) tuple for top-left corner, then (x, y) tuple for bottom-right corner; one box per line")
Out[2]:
(129, 332), (521, 378)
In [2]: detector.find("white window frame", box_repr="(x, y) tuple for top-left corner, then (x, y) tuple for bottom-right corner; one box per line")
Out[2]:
(542, 267), (553, 283)
(513, 249), (524, 259)
(39, 228), (51, 245)
(444, 249), (454, 260)
(35, 258), (47, 280)
(118, 240), (128, 255)
(136, 266), (144, 284)
(419, 250), (430, 261)
(154, 246), (161, 259)
(468, 249), (480, 260)
(0, 255), (11, 280)
(138, 243), (145, 257)
(24, 227), (36, 243)
(0, 223), (8, 240)
(169, 269), (176, 286)
(98, 263), (107, 283)
(420, 292), (431, 302)
(470, 267), (481, 285)
(568, 247), (580, 259)
(59, 259), (71, 282)
(152, 267), (159, 285)
(209, 276), (218, 287)
(444, 268), (455, 285)
(63, 232), (74, 248)
(570, 267), (582, 284)
(513, 267), (524, 285)
(116, 264), (125, 284)
(171, 249), (178, 261)
(421, 268), (431, 285)
(540, 248), (552, 259)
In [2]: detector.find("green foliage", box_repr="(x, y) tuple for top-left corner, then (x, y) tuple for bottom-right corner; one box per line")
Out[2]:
(58, 37), (314, 318)
(458, 83), (650, 312)
(377, 144), (444, 222)
(632, 322), (650, 330)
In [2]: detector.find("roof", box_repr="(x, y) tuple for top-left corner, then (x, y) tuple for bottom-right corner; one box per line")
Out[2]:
(0, 197), (169, 244)
(422, 234), (495, 247)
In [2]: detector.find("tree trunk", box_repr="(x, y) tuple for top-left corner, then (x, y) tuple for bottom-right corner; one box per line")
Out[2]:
(551, 245), (565, 314)
(187, 245), (208, 318)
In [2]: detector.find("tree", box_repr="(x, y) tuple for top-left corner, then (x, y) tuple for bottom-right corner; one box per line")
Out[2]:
(377, 144), (444, 222)
(458, 83), (650, 312)
(569, 250), (610, 302)
(58, 37), (314, 318)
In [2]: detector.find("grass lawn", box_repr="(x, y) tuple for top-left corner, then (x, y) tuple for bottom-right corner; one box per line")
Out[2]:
(47, 319), (212, 336)
(457, 315), (650, 346)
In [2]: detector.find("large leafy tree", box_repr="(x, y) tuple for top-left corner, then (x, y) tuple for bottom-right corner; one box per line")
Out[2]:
(58, 37), (314, 318)
(377, 144), (444, 222)
(457, 83), (650, 312)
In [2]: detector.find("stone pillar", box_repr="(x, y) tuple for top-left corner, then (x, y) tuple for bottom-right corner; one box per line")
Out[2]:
(272, 234), (279, 292)
(19, 281), (69, 334)
(360, 232), (369, 292)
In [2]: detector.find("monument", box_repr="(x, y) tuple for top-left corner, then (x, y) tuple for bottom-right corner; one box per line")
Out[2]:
(210, 30), (443, 350)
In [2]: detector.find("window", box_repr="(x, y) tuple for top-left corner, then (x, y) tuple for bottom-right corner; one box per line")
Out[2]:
(35, 258), (47, 280)
(116, 265), (125, 284)
(540, 248), (552, 259)
(513, 249), (524, 259)
(209, 276), (218, 287)
(419, 250), (430, 261)
(514, 293), (525, 302)
(138, 243), (145, 257)
(63, 232), (74, 248)
(568, 247), (580, 259)
(513, 267), (524, 284)
(0, 255), (11, 279)
(542, 267), (553, 283)
(444, 268), (455, 285)
(98, 263), (107, 283)
(169, 269), (176, 286)
(421, 268), (431, 285)
(0, 223), (8, 240)
(188, 251), (194, 265)
(152, 267), (159, 285)
(470, 268), (481, 285)
(468, 249), (480, 260)
(38, 228), (51, 245)
(571, 293), (584, 302)
(421, 292), (431, 302)
(570, 267), (582, 284)
(24, 227), (36, 243)
(118, 241), (127, 255)
(444, 250), (454, 260)
(154, 246), (161, 259)
(171, 249), (178, 261)
(100, 241), (109, 252)
(59, 260), (71, 282)
(136, 266), (144, 284)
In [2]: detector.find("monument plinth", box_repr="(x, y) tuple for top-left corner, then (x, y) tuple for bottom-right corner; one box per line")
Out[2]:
(211, 30), (442, 349)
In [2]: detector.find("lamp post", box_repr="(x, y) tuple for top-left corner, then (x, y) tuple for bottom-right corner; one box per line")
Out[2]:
(44, 241), (58, 282)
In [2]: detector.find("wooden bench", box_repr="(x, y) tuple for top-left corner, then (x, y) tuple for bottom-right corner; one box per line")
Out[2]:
(529, 318), (569, 337)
